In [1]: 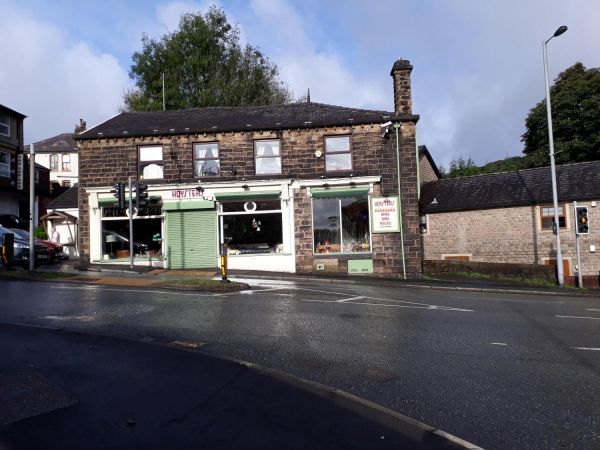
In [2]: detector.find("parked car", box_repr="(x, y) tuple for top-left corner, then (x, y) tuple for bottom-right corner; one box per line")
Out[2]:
(0, 214), (29, 230)
(0, 226), (50, 268)
(8, 228), (64, 262)
(102, 230), (148, 256)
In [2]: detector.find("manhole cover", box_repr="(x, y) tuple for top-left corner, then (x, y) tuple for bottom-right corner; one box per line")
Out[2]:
(294, 358), (328, 369)
(363, 371), (397, 383)
(339, 314), (361, 319)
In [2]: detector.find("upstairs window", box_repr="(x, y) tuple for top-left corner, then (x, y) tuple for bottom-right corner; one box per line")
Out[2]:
(194, 143), (220, 177)
(0, 112), (9, 137)
(541, 205), (566, 230)
(62, 154), (71, 171)
(325, 136), (352, 171)
(0, 151), (9, 178)
(139, 146), (164, 180)
(50, 154), (59, 171)
(255, 140), (281, 175)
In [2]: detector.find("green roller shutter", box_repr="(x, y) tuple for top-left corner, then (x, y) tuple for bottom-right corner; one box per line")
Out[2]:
(310, 186), (370, 198)
(166, 209), (217, 269)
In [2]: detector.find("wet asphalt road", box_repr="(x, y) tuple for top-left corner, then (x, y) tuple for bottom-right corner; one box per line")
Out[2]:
(1, 279), (599, 449)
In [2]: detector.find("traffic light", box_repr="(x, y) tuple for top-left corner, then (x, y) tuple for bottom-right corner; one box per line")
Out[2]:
(136, 182), (148, 208)
(111, 183), (124, 209)
(576, 206), (589, 235)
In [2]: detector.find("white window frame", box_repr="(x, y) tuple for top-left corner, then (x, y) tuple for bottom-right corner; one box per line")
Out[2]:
(62, 154), (71, 171)
(0, 112), (9, 137)
(138, 146), (164, 180)
(0, 151), (10, 178)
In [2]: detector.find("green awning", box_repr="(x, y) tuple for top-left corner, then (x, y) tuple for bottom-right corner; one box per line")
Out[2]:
(214, 190), (281, 201)
(98, 195), (161, 207)
(311, 186), (370, 199)
(163, 201), (215, 211)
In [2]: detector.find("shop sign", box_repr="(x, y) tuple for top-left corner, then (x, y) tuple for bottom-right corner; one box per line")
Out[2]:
(163, 188), (213, 200)
(371, 196), (400, 233)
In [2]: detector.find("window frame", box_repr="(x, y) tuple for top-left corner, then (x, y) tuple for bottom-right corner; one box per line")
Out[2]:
(311, 195), (372, 255)
(540, 204), (566, 230)
(254, 139), (282, 176)
(0, 151), (10, 178)
(34, 170), (39, 184)
(193, 142), (220, 178)
(138, 145), (165, 181)
(324, 135), (353, 173)
(62, 154), (71, 171)
(0, 112), (9, 137)
(50, 154), (59, 171)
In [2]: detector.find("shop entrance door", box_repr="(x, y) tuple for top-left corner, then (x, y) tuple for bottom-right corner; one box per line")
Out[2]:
(166, 209), (217, 269)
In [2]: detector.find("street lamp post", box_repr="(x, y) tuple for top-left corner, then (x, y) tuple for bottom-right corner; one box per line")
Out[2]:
(542, 25), (567, 286)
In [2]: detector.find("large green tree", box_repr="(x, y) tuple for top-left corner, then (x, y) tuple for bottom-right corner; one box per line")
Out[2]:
(521, 62), (600, 167)
(122, 6), (294, 112)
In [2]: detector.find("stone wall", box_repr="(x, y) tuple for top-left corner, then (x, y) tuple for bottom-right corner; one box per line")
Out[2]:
(419, 153), (439, 184)
(422, 201), (600, 277)
(423, 259), (556, 283)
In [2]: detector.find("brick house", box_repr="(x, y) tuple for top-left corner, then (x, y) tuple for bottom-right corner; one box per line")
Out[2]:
(0, 104), (26, 217)
(73, 59), (423, 277)
(419, 161), (600, 279)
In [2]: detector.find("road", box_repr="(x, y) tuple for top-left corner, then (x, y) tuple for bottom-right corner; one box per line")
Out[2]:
(1, 279), (599, 449)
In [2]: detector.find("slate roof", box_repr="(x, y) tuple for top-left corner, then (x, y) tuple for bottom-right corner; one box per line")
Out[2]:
(0, 103), (27, 119)
(420, 160), (600, 214)
(47, 185), (79, 210)
(75, 102), (419, 140)
(25, 133), (77, 154)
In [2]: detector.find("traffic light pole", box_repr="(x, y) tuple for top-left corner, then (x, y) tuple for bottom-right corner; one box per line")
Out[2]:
(573, 201), (583, 288)
(128, 177), (134, 269)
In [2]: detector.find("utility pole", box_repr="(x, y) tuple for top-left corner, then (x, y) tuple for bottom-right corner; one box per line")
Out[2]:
(162, 73), (166, 111)
(29, 143), (35, 271)
(573, 201), (583, 288)
(128, 177), (134, 269)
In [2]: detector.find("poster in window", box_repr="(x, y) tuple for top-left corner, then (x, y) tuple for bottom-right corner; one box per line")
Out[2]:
(371, 196), (400, 233)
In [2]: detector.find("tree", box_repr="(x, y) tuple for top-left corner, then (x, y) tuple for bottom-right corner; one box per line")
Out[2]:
(121, 6), (295, 112)
(522, 62), (600, 167)
(443, 156), (481, 178)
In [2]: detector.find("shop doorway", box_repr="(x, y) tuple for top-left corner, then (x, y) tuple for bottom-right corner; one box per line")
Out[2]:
(166, 209), (217, 269)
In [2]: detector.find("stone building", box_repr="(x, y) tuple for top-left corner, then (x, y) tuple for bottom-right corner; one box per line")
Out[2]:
(419, 161), (600, 279)
(0, 104), (26, 217)
(73, 59), (423, 277)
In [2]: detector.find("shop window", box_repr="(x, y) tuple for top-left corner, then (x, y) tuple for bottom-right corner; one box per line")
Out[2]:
(255, 140), (281, 175)
(101, 217), (163, 260)
(313, 196), (370, 254)
(444, 255), (470, 262)
(194, 143), (220, 177)
(139, 146), (164, 180)
(62, 154), (71, 171)
(0, 112), (9, 137)
(0, 151), (9, 178)
(325, 136), (352, 172)
(541, 205), (566, 230)
(50, 154), (59, 171)
(220, 200), (283, 254)
(63, 180), (71, 187)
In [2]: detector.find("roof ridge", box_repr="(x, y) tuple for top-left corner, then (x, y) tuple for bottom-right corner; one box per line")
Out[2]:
(25, 132), (75, 147)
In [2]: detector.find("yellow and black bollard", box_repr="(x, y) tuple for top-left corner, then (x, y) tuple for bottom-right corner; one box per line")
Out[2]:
(221, 243), (229, 282)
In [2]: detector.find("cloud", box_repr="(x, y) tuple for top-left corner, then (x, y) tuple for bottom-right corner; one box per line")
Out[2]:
(0, 2), (130, 145)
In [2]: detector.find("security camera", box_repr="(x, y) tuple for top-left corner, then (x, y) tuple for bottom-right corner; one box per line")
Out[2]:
(380, 121), (392, 128)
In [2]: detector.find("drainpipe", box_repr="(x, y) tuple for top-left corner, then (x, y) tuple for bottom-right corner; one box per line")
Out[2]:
(415, 129), (420, 199)
(394, 124), (407, 279)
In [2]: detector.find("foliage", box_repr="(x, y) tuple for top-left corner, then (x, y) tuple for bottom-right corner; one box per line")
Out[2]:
(480, 156), (528, 174)
(122, 6), (295, 112)
(443, 156), (481, 178)
(522, 62), (600, 167)
(34, 227), (47, 240)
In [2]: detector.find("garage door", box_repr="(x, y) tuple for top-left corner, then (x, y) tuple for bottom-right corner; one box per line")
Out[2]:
(166, 209), (217, 269)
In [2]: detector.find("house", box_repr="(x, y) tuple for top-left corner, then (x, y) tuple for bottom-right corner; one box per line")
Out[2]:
(25, 122), (82, 189)
(0, 104), (26, 217)
(419, 161), (600, 280)
(43, 185), (79, 259)
(72, 58), (423, 276)
(25, 160), (52, 225)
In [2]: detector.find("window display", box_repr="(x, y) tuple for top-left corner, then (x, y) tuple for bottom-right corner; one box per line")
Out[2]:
(101, 217), (163, 260)
(313, 196), (370, 254)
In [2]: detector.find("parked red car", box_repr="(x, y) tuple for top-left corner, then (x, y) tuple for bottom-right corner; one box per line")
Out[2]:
(8, 228), (64, 262)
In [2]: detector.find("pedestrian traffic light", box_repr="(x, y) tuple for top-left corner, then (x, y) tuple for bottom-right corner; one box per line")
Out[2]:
(111, 183), (124, 209)
(576, 206), (589, 235)
(136, 182), (148, 208)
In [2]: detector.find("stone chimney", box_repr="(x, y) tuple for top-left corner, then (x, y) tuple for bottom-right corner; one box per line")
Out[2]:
(390, 58), (413, 115)
(74, 119), (87, 133)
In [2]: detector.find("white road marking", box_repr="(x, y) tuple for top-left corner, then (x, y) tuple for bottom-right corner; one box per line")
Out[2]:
(490, 343), (507, 346)
(212, 287), (288, 296)
(336, 296), (366, 303)
(586, 309), (600, 312)
(452, 296), (564, 304)
(571, 347), (600, 351)
(556, 315), (600, 320)
(300, 299), (473, 312)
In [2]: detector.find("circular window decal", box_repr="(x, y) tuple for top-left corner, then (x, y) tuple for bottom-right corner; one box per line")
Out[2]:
(244, 202), (257, 212)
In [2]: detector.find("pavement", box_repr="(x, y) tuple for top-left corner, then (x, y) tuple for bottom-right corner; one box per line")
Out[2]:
(0, 322), (472, 450)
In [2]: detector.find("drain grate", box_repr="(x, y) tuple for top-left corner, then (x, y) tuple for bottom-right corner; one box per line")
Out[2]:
(363, 370), (397, 383)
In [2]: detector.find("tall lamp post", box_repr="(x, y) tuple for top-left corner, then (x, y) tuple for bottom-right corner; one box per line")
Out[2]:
(543, 25), (568, 286)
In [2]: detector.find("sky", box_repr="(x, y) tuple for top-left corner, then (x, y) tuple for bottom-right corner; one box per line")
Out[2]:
(1, 0), (599, 170)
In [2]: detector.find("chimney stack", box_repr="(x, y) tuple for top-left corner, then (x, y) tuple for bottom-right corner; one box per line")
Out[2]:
(390, 58), (413, 115)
